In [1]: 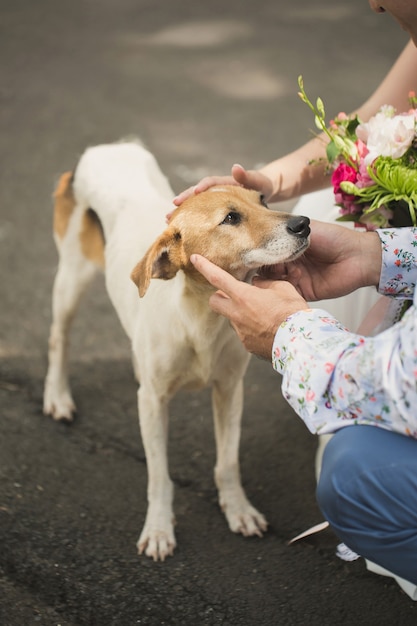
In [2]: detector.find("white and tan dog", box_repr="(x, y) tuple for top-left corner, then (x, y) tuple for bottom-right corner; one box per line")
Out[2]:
(43, 141), (310, 561)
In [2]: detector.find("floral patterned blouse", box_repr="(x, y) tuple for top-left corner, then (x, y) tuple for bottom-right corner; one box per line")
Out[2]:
(272, 227), (417, 438)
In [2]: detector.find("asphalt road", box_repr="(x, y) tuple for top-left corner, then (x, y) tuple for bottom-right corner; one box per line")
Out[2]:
(1, 0), (417, 624)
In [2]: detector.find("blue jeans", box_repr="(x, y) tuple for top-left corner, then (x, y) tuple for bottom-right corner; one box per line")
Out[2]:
(316, 425), (417, 585)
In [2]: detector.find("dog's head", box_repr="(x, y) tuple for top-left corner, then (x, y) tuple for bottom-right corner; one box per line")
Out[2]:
(131, 186), (310, 297)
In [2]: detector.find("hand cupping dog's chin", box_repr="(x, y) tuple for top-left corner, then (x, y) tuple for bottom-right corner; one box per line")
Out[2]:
(257, 263), (288, 281)
(257, 263), (303, 286)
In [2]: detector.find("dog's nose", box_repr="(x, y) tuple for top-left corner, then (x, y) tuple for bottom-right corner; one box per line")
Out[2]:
(286, 215), (310, 238)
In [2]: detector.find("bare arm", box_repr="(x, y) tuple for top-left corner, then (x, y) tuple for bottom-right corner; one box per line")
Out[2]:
(260, 41), (417, 202)
(355, 40), (417, 120)
(174, 41), (417, 206)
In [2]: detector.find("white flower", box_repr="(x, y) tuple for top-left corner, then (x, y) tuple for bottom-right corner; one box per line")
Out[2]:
(357, 110), (416, 165)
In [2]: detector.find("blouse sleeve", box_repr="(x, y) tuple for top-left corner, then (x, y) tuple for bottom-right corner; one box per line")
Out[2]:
(272, 302), (417, 437)
(272, 227), (417, 438)
(377, 227), (417, 297)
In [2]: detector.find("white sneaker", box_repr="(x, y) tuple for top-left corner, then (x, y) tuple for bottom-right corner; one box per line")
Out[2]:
(365, 559), (417, 600)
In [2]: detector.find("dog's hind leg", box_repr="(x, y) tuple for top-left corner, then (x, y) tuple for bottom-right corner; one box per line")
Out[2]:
(212, 376), (268, 538)
(43, 173), (104, 421)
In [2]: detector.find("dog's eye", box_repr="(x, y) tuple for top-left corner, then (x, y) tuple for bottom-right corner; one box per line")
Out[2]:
(220, 211), (242, 226)
(260, 194), (268, 208)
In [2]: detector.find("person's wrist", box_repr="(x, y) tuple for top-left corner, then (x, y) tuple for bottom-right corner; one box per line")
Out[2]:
(276, 303), (310, 328)
(360, 231), (382, 288)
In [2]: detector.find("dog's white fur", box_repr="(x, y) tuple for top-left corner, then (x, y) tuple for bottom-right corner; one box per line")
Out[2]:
(43, 141), (310, 561)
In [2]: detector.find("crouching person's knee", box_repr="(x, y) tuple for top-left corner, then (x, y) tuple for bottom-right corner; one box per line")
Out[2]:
(315, 425), (417, 585)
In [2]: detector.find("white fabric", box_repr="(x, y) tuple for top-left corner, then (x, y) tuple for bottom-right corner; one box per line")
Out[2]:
(292, 188), (380, 331)
(366, 560), (417, 600)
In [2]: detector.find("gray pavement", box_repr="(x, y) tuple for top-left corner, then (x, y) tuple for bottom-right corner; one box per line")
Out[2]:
(1, 0), (417, 624)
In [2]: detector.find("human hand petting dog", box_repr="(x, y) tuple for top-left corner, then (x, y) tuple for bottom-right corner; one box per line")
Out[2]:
(190, 253), (309, 360)
(173, 163), (274, 206)
(190, 221), (383, 361)
(268, 220), (382, 302)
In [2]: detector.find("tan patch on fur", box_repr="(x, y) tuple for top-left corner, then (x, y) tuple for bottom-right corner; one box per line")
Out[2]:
(79, 209), (105, 269)
(53, 171), (75, 239)
(54, 171), (105, 268)
(131, 228), (186, 297)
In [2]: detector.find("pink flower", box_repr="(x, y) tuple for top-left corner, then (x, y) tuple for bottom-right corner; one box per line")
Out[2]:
(335, 192), (362, 216)
(356, 162), (374, 189)
(358, 204), (393, 230)
(355, 139), (369, 161)
(324, 362), (334, 374)
(357, 109), (415, 164)
(306, 390), (316, 402)
(330, 112), (348, 128)
(331, 163), (358, 193)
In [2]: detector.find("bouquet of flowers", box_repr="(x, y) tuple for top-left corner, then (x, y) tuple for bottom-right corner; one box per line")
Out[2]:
(298, 76), (417, 230)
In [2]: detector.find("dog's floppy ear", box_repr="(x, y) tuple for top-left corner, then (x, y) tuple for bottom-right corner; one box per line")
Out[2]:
(130, 228), (186, 297)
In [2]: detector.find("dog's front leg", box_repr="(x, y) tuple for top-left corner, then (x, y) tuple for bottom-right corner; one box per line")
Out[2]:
(212, 378), (267, 537)
(137, 386), (175, 561)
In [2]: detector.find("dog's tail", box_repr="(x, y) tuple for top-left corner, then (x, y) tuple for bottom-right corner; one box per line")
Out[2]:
(53, 171), (75, 241)
(53, 170), (105, 268)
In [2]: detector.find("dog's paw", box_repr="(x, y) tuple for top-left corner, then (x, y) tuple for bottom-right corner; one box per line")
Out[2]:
(221, 495), (268, 538)
(137, 524), (176, 561)
(43, 387), (76, 421)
